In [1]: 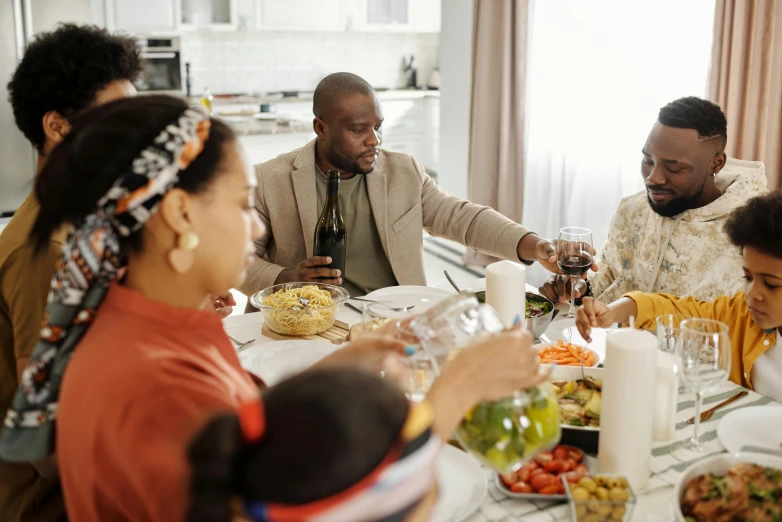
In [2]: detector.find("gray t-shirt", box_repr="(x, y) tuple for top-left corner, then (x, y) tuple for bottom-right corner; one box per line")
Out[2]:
(315, 166), (398, 297)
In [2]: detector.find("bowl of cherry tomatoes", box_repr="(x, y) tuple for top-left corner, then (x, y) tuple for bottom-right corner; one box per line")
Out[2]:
(496, 444), (595, 499)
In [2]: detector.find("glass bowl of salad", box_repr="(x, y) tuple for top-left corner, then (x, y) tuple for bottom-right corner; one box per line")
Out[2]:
(409, 293), (562, 473)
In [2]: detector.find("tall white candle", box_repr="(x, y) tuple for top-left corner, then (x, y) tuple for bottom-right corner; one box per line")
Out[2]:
(485, 261), (526, 328)
(598, 328), (657, 490)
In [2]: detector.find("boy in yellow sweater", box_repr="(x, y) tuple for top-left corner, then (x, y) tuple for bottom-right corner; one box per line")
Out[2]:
(576, 191), (782, 402)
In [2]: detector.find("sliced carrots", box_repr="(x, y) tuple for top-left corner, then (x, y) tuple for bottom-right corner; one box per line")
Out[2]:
(539, 340), (597, 367)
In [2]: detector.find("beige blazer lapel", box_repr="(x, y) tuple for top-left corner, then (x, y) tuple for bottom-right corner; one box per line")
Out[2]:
(291, 141), (319, 257)
(366, 160), (391, 266)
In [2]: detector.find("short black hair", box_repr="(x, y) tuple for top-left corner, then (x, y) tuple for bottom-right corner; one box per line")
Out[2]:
(658, 97), (727, 149)
(725, 190), (782, 259)
(313, 72), (375, 122)
(8, 23), (142, 152)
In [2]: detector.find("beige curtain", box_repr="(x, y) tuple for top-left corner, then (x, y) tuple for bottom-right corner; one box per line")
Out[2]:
(465, 0), (529, 266)
(709, 0), (782, 189)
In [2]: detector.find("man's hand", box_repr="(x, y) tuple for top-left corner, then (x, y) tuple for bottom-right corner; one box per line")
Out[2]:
(275, 257), (342, 286)
(518, 235), (599, 276)
(539, 274), (588, 304)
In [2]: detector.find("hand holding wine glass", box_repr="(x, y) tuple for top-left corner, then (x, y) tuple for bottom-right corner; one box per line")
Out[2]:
(556, 227), (594, 318)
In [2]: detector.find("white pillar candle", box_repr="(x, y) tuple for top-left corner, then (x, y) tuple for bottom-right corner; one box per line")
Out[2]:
(653, 351), (678, 441)
(485, 260), (526, 328)
(598, 328), (657, 491)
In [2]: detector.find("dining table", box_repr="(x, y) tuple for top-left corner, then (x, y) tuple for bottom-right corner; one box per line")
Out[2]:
(223, 278), (782, 522)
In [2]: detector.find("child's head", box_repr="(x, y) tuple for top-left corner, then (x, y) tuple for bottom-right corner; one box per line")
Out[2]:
(725, 190), (782, 331)
(187, 367), (440, 522)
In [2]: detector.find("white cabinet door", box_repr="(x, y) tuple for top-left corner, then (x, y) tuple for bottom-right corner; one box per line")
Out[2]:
(181, 0), (237, 29)
(381, 137), (423, 162)
(410, 0), (440, 32)
(239, 133), (316, 167)
(106, 0), (178, 33)
(257, 0), (343, 31)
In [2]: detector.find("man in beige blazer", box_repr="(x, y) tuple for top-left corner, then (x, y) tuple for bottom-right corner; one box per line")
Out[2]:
(241, 73), (563, 300)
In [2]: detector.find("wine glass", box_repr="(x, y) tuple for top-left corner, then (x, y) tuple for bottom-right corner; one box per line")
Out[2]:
(556, 227), (594, 318)
(675, 318), (731, 453)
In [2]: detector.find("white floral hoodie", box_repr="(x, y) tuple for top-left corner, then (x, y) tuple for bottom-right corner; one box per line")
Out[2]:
(591, 158), (768, 304)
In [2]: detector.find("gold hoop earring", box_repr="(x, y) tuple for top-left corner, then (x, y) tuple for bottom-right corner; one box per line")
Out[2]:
(168, 231), (200, 274)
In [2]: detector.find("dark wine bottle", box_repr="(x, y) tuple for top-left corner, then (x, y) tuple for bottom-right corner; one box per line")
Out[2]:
(313, 170), (347, 278)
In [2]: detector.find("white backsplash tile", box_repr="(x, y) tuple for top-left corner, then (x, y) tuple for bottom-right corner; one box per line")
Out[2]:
(182, 30), (439, 94)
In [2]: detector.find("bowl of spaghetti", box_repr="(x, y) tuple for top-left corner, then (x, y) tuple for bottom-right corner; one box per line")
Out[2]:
(249, 282), (350, 336)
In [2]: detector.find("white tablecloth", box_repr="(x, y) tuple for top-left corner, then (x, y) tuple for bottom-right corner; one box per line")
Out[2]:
(224, 279), (781, 522)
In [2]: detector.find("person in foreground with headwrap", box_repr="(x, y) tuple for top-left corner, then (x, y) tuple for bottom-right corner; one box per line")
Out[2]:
(0, 94), (546, 522)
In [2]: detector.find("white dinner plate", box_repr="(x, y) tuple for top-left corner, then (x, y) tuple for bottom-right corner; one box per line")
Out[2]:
(431, 445), (487, 522)
(556, 325), (609, 364)
(239, 340), (339, 386)
(364, 286), (452, 317)
(717, 405), (782, 454)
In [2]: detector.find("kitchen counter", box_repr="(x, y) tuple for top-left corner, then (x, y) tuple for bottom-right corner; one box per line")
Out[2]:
(193, 88), (440, 107)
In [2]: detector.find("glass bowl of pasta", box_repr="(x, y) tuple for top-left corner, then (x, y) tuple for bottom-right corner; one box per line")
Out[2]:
(249, 283), (350, 336)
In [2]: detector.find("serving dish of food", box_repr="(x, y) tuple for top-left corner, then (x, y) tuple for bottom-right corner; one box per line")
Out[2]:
(496, 444), (593, 499)
(549, 366), (603, 453)
(539, 340), (599, 367)
(674, 452), (782, 522)
(563, 472), (636, 521)
(474, 290), (556, 339)
(249, 282), (350, 336)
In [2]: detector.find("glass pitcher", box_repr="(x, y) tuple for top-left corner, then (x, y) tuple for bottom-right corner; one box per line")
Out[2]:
(409, 292), (561, 473)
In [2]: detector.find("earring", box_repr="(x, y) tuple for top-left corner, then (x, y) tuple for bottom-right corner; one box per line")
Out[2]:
(168, 231), (200, 274)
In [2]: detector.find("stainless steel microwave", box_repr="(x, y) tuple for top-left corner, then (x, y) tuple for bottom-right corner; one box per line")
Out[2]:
(136, 37), (182, 93)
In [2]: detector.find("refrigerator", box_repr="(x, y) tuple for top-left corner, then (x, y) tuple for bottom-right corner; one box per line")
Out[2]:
(0, 0), (101, 216)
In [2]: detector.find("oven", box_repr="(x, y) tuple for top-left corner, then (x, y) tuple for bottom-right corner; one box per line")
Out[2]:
(136, 37), (182, 93)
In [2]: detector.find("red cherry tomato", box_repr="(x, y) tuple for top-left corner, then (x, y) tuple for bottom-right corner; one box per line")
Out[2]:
(530, 472), (557, 491)
(574, 464), (589, 474)
(552, 446), (570, 460)
(561, 459), (576, 472)
(537, 484), (561, 495)
(534, 451), (554, 465)
(565, 472), (585, 484)
(510, 481), (533, 494)
(499, 473), (517, 488)
(523, 460), (540, 471)
(557, 482), (566, 494)
(529, 468), (546, 478)
(568, 447), (585, 463)
(517, 468), (531, 483)
(541, 460), (566, 473)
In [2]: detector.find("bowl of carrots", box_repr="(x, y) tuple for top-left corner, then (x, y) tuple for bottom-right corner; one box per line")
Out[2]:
(538, 340), (599, 367)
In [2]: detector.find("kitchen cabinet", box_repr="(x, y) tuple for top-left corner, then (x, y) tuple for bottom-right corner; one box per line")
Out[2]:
(105, 0), (179, 33)
(239, 132), (316, 166)
(350, 0), (439, 33)
(181, 0), (237, 29)
(257, 0), (344, 31)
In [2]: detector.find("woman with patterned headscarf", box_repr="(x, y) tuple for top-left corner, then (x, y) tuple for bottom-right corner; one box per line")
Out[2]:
(0, 95), (546, 522)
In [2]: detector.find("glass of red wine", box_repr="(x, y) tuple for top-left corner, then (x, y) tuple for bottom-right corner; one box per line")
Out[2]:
(556, 227), (594, 318)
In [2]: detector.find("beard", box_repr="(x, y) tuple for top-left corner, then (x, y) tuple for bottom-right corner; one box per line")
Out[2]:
(328, 144), (378, 175)
(646, 179), (707, 218)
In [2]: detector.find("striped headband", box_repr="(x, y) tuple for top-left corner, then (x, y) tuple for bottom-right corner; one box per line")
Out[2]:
(0, 106), (211, 462)
(238, 400), (440, 522)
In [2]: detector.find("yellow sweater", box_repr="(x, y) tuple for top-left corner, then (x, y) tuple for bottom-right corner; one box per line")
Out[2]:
(627, 291), (778, 390)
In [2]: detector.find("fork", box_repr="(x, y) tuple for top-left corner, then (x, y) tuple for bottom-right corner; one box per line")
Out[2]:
(298, 297), (313, 316)
(228, 335), (255, 350)
(350, 297), (415, 313)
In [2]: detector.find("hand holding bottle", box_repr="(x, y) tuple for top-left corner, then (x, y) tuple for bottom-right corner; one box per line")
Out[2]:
(274, 257), (343, 285)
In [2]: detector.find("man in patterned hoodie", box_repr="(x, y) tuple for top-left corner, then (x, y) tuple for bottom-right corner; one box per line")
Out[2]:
(540, 97), (767, 304)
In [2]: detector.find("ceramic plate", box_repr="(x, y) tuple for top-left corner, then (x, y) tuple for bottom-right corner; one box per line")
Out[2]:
(673, 451), (782, 522)
(717, 405), (782, 454)
(431, 445), (487, 522)
(363, 286), (452, 317)
(557, 325), (609, 364)
(494, 454), (598, 500)
(239, 340), (339, 386)
(534, 341), (601, 367)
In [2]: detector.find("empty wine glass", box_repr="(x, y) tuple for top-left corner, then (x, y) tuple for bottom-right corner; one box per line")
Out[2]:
(675, 318), (731, 453)
(556, 227), (594, 318)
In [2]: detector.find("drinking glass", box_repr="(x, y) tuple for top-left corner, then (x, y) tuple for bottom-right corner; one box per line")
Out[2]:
(675, 318), (731, 452)
(556, 227), (594, 318)
(361, 302), (437, 403)
(657, 314), (702, 394)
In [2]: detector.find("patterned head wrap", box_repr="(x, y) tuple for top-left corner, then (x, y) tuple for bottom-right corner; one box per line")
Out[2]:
(0, 106), (211, 462)
(235, 400), (440, 522)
